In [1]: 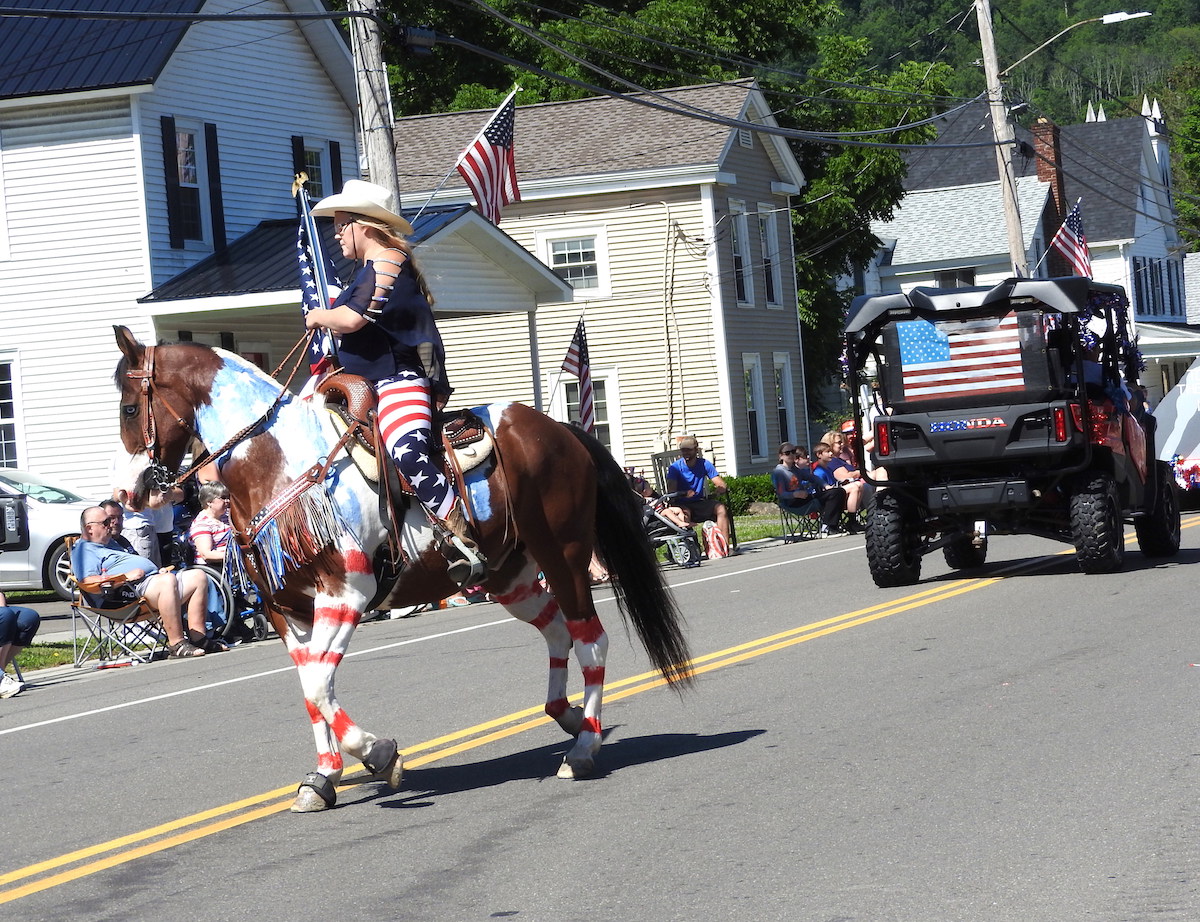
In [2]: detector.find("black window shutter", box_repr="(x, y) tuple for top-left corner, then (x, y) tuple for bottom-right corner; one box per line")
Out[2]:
(291, 135), (306, 178)
(161, 116), (183, 249)
(330, 140), (343, 191)
(205, 123), (227, 252)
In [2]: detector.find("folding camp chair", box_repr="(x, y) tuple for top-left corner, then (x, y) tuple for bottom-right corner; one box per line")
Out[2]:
(779, 497), (821, 543)
(67, 537), (166, 667)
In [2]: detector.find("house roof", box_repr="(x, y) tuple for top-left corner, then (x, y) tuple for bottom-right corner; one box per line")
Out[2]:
(882, 175), (1048, 268)
(140, 206), (472, 302)
(393, 80), (805, 201)
(0, 0), (355, 107)
(0, 0), (201, 100)
(902, 101), (1150, 241)
(139, 204), (572, 307)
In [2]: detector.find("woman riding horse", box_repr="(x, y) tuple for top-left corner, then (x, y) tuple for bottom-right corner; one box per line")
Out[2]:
(305, 179), (480, 588)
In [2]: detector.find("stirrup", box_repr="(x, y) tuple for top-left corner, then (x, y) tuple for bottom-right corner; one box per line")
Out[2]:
(443, 536), (486, 588)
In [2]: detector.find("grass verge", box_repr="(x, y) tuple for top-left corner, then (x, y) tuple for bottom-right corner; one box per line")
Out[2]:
(15, 641), (75, 671)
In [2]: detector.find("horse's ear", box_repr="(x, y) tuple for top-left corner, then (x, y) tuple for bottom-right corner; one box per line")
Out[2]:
(114, 325), (144, 365)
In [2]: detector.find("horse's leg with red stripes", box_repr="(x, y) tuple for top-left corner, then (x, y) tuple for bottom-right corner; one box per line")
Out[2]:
(287, 556), (402, 812)
(492, 558), (608, 779)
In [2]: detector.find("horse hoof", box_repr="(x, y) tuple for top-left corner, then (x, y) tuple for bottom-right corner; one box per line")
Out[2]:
(555, 705), (585, 737)
(363, 738), (403, 789)
(557, 755), (594, 780)
(291, 771), (336, 812)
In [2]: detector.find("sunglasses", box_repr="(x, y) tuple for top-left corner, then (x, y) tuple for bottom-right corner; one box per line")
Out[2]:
(335, 219), (358, 233)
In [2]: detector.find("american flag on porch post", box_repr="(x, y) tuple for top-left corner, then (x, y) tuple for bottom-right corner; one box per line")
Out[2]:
(1049, 199), (1092, 278)
(561, 319), (595, 433)
(455, 91), (520, 225)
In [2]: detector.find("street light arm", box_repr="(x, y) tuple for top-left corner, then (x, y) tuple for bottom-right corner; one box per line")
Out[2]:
(999, 11), (1151, 77)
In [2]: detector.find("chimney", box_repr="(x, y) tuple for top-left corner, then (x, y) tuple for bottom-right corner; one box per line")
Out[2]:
(1032, 118), (1066, 222)
(1032, 118), (1071, 276)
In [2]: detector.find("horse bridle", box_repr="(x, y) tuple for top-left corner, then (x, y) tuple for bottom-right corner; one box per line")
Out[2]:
(124, 336), (315, 488)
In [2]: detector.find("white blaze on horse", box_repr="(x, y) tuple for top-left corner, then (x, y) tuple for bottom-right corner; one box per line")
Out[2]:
(111, 326), (692, 812)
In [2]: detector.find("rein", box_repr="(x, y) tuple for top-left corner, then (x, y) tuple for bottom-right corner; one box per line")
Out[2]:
(129, 333), (314, 487)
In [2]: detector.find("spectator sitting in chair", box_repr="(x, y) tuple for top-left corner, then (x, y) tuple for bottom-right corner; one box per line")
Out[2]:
(100, 499), (135, 552)
(773, 443), (846, 536)
(0, 590), (40, 698)
(813, 441), (866, 528)
(73, 507), (224, 658)
(665, 436), (733, 548)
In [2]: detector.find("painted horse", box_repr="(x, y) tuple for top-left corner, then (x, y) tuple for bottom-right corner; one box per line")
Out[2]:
(111, 326), (692, 811)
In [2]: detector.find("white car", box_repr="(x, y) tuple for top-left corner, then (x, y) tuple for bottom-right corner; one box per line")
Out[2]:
(0, 468), (93, 600)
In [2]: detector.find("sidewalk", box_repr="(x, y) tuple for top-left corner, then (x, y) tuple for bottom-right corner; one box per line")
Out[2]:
(23, 597), (74, 644)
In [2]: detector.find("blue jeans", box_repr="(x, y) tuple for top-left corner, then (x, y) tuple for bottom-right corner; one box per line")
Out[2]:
(0, 605), (40, 647)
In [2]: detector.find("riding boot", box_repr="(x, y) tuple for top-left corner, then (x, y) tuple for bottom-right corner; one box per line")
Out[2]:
(440, 503), (486, 588)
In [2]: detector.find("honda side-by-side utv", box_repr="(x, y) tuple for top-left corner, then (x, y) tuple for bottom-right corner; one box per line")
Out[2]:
(843, 276), (1180, 588)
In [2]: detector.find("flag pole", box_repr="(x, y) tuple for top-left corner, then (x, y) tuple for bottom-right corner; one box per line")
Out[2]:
(292, 172), (339, 364)
(410, 83), (522, 224)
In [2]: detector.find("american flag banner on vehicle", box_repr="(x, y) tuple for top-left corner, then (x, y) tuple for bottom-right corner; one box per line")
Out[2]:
(455, 92), (520, 225)
(1049, 199), (1092, 278)
(896, 313), (1025, 400)
(561, 319), (595, 432)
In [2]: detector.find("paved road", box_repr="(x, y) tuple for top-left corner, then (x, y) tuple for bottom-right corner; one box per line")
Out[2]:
(4, 522), (1200, 921)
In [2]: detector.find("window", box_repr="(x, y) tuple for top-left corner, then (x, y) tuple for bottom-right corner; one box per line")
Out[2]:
(564, 378), (610, 448)
(303, 147), (326, 199)
(758, 205), (782, 305)
(175, 128), (204, 241)
(537, 227), (611, 298)
(742, 354), (766, 458)
(935, 268), (976, 288)
(730, 201), (752, 304)
(0, 359), (18, 466)
(773, 354), (795, 445)
(550, 238), (598, 289)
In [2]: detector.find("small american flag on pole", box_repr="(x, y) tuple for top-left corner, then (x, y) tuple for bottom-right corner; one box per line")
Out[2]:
(294, 180), (341, 375)
(455, 92), (520, 225)
(1049, 199), (1092, 278)
(897, 313), (1025, 401)
(561, 319), (595, 432)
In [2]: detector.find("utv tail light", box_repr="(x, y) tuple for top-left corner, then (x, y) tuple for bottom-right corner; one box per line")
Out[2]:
(875, 420), (891, 457)
(1068, 402), (1109, 445)
(1053, 407), (1068, 442)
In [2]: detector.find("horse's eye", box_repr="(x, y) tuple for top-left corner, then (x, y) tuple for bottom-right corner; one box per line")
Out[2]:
(121, 404), (138, 418)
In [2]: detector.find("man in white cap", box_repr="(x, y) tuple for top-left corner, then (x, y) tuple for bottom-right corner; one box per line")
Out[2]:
(307, 180), (483, 587)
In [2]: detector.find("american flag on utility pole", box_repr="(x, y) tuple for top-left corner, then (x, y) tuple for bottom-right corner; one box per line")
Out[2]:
(561, 319), (595, 433)
(455, 90), (520, 224)
(1049, 199), (1092, 278)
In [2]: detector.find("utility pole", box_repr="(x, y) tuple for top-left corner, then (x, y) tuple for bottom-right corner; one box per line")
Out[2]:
(975, 0), (1028, 277)
(347, 0), (400, 203)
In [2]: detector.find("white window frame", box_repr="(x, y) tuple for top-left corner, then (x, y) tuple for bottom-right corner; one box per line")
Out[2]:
(729, 200), (753, 306)
(742, 353), (767, 460)
(303, 144), (328, 199)
(535, 226), (612, 299)
(772, 352), (796, 446)
(547, 365), (624, 465)
(174, 119), (210, 248)
(0, 352), (26, 468)
(758, 203), (783, 307)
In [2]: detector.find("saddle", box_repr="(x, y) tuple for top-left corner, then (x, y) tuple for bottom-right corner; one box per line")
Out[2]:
(316, 370), (493, 484)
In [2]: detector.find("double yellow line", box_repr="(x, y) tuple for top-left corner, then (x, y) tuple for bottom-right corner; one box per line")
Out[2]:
(0, 559), (1094, 905)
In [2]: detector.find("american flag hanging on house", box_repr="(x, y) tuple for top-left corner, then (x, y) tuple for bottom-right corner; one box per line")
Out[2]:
(896, 313), (1025, 401)
(1049, 199), (1092, 278)
(561, 319), (595, 432)
(455, 93), (520, 224)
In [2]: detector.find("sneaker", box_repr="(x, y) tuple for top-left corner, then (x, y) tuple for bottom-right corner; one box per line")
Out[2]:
(0, 671), (25, 699)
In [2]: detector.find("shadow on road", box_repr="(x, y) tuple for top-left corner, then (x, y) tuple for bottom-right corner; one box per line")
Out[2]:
(365, 727), (767, 808)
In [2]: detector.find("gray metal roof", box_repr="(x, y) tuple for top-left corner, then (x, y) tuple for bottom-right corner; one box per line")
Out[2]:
(0, 0), (201, 100)
(393, 80), (760, 197)
(140, 206), (471, 302)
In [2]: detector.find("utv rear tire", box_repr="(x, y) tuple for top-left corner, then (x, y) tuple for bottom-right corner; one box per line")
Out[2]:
(943, 535), (987, 570)
(1135, 460), (1181, 558)
(1070, 474), (1125, 574)
(865, 491), (922, 587)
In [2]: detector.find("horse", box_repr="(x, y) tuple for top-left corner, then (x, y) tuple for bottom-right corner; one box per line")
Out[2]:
(110, 326), (693, 811)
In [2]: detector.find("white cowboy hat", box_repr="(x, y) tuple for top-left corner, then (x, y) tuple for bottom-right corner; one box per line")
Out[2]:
(311, 179), (414, 236)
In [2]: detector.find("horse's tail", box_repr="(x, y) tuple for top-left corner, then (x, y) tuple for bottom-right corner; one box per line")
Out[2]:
(564, 425), (694, 688)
